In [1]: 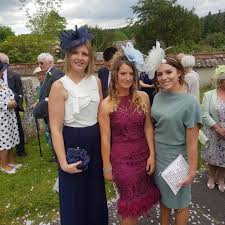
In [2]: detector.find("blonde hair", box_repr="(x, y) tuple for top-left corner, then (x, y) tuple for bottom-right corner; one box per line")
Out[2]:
(108, 51), (147, 112)
(64, 42), (94, 76)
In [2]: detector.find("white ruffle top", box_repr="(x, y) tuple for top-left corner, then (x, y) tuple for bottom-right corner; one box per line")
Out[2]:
(60, 75), (100, 127)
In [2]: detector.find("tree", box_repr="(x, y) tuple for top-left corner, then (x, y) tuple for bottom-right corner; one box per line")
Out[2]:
(19, 0), (66, 38)
(27, 10), (67, 38)
(88, 26), (114, 51)
(131, 0), (201, 52)
(0, 34), (55, 63)
(206, 32), (225, 48)
(112, 30), (128, 41)
(0, 25), (15, 42)
(201, 11), (225, 38)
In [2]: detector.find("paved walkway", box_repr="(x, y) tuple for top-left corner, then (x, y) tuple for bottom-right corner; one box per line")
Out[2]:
(53, 170), (225, 225)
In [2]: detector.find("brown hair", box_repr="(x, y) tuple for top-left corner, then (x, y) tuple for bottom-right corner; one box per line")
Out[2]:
(64, 42), (95, 76)
(108, 53), (147, 112)
(154, 56), (185, 90)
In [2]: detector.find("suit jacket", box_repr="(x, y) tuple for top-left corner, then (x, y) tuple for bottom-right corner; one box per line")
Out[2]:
(7, 69), (24, 112)
(98, 67), (110, 98)
(202, 89), (220, 128)
(33, 66), (64, 119)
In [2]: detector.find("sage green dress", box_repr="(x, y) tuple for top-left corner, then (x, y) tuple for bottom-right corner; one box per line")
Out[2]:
(152, 91), (201, 209)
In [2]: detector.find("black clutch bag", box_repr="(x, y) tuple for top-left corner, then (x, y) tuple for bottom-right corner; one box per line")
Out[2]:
(66, 147), (90, 170)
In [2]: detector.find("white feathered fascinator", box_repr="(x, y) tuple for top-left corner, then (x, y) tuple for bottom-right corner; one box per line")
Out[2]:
(122, 42), (145, 72)
(144, 41), (165, 79)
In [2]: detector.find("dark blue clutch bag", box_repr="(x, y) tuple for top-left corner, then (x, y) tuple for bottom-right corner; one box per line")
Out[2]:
(66, 147), (90, 170)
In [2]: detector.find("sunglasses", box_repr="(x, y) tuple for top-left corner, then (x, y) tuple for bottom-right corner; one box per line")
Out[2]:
(38, 62), (44, 65)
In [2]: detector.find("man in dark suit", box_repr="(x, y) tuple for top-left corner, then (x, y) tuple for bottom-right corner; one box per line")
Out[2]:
(98, 47), (117, 98)
(33, 53), (64, 122)
(33, 53), (64, 161)
(0, 53), (26, 157)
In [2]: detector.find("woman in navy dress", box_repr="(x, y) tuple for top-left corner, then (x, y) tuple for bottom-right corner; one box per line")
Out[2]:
(139, 72), (156, 105)
(48, 26), (108, 225)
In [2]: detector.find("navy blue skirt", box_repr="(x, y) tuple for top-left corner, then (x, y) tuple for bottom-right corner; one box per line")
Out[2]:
(59, 123), (108, 225)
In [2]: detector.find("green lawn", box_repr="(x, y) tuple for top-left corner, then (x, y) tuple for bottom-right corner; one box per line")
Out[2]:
(0, 136), (115, 225)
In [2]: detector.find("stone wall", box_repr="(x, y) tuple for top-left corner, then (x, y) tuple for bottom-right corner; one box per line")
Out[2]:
(21, 78), (45, 142)
(9, 61), (104, 77)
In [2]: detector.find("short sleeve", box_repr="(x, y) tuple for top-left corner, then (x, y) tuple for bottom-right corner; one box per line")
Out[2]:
(183, 97), (202, 128)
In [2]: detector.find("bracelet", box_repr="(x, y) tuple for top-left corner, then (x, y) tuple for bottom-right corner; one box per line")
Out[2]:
(103, 167), (112, 173)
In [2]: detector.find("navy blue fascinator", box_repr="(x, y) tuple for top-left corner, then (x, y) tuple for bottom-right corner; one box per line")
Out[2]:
(60, 25), (94, 53)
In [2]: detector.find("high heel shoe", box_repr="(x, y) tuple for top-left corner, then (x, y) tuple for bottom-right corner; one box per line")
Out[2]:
(8, 163), (22, 169)
(207, 179), (215, 190)
(218, 183), (225, 192)
(0, 167), (16, 174)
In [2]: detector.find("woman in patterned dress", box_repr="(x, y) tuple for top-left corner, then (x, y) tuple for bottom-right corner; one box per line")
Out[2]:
(0, 60), (20, 174)
(201, 65), (225, 192)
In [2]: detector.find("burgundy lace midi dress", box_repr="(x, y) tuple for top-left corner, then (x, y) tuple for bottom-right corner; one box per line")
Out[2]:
(110, 96), (160, 218)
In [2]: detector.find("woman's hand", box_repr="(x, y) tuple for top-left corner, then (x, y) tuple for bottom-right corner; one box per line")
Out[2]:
(214, 127), (225, 139)
(61, 161), (82, 174)
(177, 172), (195, 187)
(7, 99), (17, 109)
(146, 156), (155, 175)
(216, 128), (225, 139)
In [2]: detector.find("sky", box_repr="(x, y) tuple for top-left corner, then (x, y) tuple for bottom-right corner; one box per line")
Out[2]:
(0, 0), (225, 35)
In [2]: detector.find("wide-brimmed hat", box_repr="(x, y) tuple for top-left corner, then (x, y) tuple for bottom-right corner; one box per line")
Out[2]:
(0, 60), (8, 72)
(32, 66), (42, 75)
(214, 65), (225, 80)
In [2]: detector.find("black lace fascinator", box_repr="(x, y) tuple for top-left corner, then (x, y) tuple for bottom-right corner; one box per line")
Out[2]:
(60, 25), (94, 53)
(0, 60), (8, 72)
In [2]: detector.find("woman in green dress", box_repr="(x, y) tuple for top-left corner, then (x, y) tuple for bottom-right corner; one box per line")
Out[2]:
(151, 57), (202, 225)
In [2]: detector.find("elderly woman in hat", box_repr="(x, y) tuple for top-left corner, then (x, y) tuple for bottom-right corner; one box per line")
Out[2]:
(201, 65), (225, 192)
(48, 26), (108, 225)
(0, 60), (20, 174)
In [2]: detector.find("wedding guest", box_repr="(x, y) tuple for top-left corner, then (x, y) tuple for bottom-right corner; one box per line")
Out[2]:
(181, 55), (200, 101)
(33, 53), (64, 122)
(0, 60), (20, 174)
(98, 46), (117, 98)
(176, 52), (185, 62)
(99, 49), (160, 225)
(139, 72), (156, 105)
(150, 52), (201, 225)
(33, 53), (64, 161)
(201, 65), (225, 192)
(33, 66), (45, 97)
(32, 67), (51, 146)
(0, 53), (26, 157)
(48, 26), (108, 225)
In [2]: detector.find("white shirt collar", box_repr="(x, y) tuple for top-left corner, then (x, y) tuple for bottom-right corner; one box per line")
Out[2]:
(3, 69), (8, 86)
(47, 66), (54, 73)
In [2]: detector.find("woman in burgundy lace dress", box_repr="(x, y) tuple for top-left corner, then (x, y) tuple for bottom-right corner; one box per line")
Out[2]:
(99, 53), (160, 225)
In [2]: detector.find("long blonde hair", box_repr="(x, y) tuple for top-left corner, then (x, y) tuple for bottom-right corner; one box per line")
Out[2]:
(108, 52), (147, 112)
(64, 42), (95, 76)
